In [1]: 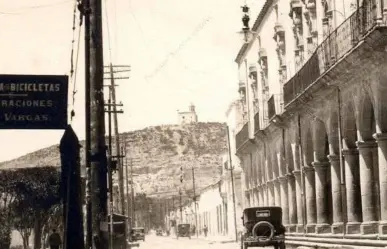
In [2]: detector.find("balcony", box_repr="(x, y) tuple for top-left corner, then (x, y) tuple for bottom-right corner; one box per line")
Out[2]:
(283, 5), (387, 106)
(267, 94), (284, 120)
(235, 111), (261, 152)
(236, 122), (248, 151)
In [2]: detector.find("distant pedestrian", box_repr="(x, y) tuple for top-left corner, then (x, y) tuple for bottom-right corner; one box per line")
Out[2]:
(48, 229), (62, 249)
(203, 225), (208, 237)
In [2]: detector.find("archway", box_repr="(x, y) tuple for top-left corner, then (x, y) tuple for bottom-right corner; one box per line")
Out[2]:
(356, 90), (379, 228)
(312, 118), (333, 231)
(285, 128), (297, 228)
(327, 109), (345, 231)
(342, 100), (363, 229)
(301, 119), (316, 231)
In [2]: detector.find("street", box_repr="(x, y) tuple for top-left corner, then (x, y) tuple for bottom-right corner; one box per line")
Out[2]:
(136, 234), (236, 249)
(135, 234), (275, 249)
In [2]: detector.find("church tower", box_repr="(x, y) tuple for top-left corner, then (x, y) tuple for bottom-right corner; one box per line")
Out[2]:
(178, 103), (198, 125)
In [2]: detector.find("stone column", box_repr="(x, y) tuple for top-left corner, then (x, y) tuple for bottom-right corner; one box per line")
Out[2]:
(328, 154), (344, 234)
(251, 189), (256, 206)
(343, 148), (362, 234)
(268, 180), (275, 206)
(374, 133), (387, 235)
(293, 170), (304, 233)
(279, 176), (289, 225)
(262, 183), (268, 206)
(356, 141), (379, 234)
(258, 185), (264, 207)
(304, 166), (317, 233)
(255, 188), (260, 206)
(313, 161), (331, 233)
(287, 173), (297, 232)
(274, 178), (281, 207)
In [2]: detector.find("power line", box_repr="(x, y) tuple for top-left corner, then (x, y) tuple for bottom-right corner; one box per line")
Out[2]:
(145, 16), (212, 80)
(103, 0), (113, 63)
(69, 0), (83, 122)
(0, 0), (73, 15)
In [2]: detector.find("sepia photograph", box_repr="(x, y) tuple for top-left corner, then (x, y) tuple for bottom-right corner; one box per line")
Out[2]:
(0, 0), (386, 249)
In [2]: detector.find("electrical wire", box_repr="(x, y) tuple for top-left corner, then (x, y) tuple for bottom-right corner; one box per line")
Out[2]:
(103, 0), (113, 63)
(69, 0), (83, 122)
(0, 0), (73, 15)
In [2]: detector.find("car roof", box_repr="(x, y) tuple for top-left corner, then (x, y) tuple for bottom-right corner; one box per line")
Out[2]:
(243, 206), (282, 212)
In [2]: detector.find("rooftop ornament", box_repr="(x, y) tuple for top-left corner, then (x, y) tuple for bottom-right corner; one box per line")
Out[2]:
(239, 5), (255, 43)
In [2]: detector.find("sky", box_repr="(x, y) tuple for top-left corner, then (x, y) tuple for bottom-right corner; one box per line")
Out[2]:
(0, 0), (262, 162)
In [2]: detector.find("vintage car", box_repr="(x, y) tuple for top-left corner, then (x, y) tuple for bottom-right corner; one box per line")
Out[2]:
(101, 213), (130, 248)
(156, 229), (163, 236)
(130, 227), (145, 242)
(176, 224), (191, 239)
(240, 206), (286, 249)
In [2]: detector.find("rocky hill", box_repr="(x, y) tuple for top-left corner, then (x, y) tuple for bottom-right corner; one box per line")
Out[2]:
(0, 122), (228, 197)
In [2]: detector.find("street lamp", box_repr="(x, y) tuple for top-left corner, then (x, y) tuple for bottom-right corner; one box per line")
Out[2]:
(238, 5), (256, 44)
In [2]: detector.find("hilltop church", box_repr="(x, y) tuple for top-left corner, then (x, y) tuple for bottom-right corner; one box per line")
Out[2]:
(177, 103), (198, 125)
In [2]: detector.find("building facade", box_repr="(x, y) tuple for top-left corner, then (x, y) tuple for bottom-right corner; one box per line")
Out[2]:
(178, 104), (198, 125)
(234, 0), (387, 248)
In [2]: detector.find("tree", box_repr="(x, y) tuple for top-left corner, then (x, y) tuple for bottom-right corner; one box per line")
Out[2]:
(0, 167), (60, 249)
(0, 170), (18, 249)
(12, 200), (35, 249)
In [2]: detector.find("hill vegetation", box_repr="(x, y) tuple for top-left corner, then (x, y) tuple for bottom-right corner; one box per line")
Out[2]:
(0, 122), (228, 198)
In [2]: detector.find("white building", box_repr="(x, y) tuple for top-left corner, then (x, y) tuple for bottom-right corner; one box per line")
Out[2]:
(177, 103), (198, 125)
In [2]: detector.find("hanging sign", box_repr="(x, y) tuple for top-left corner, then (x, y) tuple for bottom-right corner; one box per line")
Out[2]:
(0, 74), (68, 129)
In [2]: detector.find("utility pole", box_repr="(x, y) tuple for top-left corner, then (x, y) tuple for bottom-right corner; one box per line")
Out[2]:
(103, 64), (130, 215)
(124, 150), (131, 223)
(88, 0), (108, 247)
(192, 166), (198, 237)
(105, 96), (114, 249)
(130, 159), (136, 226)
(226, 125), (238, 242)
(83, 0), (92, 247)
(179, 188), (183, 222)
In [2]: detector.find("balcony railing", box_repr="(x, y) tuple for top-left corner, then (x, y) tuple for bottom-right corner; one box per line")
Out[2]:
(267, 94), (284, 120)
(284, 5), (377, 106)
(236, 121), (248, 150)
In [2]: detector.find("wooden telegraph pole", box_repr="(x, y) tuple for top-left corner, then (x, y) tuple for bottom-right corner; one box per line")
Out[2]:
(88, 0), (108, 247)
(179, 188), (183, 221)
(191, 166), (198, 237)
(82, 0), (92, 246)
(226, 125), (238, 242)
(104, 64), (130, 216)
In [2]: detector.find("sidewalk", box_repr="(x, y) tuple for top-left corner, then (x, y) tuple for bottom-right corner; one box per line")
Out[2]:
(194, 235), (237, 244)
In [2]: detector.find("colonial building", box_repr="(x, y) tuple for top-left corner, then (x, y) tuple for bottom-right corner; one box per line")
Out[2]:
(235, 0), (387, 248)
(177, 103), (198, 125)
